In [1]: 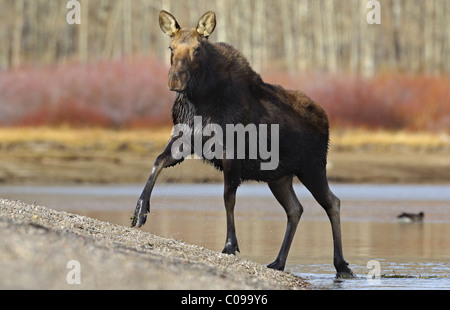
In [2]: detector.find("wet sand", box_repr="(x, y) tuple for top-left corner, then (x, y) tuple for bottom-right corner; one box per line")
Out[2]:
(0, 198), (308, 290)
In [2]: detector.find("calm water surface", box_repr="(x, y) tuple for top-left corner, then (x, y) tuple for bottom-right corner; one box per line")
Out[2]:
(1, 183), (449, 290)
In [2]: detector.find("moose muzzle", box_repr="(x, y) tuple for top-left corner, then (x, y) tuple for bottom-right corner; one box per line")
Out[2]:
(168, 69), (189, 92)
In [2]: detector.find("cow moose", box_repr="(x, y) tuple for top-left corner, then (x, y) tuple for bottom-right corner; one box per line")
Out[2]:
(132, 10), (354, 277)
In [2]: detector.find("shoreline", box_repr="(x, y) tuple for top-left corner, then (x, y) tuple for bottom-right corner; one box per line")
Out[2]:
(0, 198), (309, 290)
(1, 149), (449, 185)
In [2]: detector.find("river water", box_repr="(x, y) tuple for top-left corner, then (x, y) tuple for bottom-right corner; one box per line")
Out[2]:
(1, 183), (449, 290)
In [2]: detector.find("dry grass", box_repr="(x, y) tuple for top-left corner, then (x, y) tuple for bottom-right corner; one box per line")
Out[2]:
(1, 126), (449, 153)
(0, 127), (448, 184)
(330, 129), (450, 152)
(0, 126), (171, 151)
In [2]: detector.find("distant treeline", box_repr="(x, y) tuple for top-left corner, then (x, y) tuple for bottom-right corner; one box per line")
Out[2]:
(0, 0), (449, 75)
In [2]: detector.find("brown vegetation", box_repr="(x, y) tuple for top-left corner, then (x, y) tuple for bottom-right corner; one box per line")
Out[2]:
(0, 57), (173, 127)
(1, 59), (448, 131)
(264, 72), (450, 131)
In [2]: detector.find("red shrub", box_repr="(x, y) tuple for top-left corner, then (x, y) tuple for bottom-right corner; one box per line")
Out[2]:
(1, 61), (448, 131)
(0, 56), (174, 128)
(263, 72), (450, 131)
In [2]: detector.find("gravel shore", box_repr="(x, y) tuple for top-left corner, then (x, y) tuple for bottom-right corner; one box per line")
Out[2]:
(0, 198), (308, 290)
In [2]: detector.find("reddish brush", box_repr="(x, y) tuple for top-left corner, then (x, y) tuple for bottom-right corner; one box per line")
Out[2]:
(0, 56), (173, 128)
(263, 72), (450, 131)
(1, 60), (448, 131)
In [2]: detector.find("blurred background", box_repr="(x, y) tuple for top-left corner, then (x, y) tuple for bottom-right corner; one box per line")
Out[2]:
(0, 0), (449, 184)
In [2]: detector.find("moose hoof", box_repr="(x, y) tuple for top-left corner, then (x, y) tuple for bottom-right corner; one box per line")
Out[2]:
(221, 241), (240, 255)
(131, 213), (147, 228)
(335, 261), (356, 278)
(267, 260), (285, 271)
(131, 199), (149, 228)
(336, 268), (356, 279)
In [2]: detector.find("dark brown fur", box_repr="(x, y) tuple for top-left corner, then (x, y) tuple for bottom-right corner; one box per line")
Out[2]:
(132, 11), (354, 277)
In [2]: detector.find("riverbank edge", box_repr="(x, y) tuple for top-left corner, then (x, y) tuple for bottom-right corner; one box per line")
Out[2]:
(0, 198), (309, 290)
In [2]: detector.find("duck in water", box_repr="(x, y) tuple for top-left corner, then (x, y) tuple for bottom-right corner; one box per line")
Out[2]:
(397, 212), (424, 223)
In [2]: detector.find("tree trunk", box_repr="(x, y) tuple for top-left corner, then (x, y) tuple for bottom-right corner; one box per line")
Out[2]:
(11, 0), (25, 67)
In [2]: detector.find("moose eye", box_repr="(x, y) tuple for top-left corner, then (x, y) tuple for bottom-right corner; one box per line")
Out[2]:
(168, 46), (174, 52)
(193, 47), (201, 56)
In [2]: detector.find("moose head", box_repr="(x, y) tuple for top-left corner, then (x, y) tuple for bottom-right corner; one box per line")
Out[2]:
(159, 10), (216, 92)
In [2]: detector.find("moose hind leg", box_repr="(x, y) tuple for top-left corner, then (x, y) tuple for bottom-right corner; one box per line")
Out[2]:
(267, 175), (303, 271)
(222, 183), (240, 254)
(300, 168), (354, 277)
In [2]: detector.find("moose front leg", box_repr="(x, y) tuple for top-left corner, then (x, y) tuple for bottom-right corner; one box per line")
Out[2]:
(131, 135), (185, 228)
(221, 159), (241, 255)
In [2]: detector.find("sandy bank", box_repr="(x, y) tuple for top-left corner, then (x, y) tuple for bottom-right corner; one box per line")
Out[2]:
(0, 198), (308, 290)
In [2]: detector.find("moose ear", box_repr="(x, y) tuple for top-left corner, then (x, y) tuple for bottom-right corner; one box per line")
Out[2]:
(196, 11), (216, 38)
(159, 10), (180, 37)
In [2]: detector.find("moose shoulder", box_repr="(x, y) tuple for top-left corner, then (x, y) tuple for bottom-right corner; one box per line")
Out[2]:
(132, 10), (354, 277)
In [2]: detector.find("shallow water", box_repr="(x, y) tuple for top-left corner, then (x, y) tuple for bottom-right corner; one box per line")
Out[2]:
(1, 183), (449, 289)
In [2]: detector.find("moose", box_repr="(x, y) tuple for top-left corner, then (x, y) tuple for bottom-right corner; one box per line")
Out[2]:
(132, 10), (354, 277)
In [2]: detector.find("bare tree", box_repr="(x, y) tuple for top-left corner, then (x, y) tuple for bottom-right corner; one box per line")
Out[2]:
(0, 0), (448, 75)
(11, 0), (25, 67)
